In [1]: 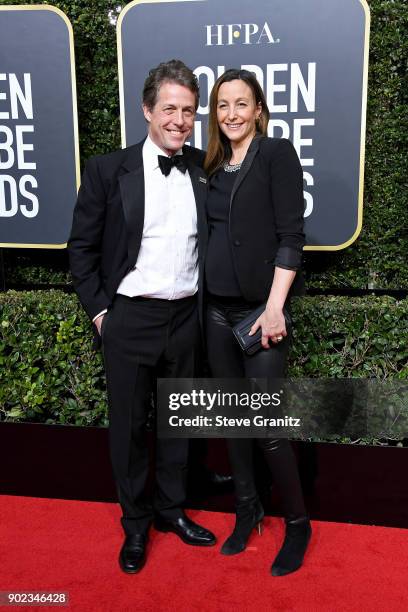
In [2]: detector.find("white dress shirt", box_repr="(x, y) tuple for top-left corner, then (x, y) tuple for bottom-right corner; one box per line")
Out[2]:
(117, 136), (198, 299)
(93, 136), (199, 321)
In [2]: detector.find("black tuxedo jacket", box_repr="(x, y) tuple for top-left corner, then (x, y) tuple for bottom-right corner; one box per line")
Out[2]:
(68, 140), (208, 334)
(221, 136), (305, 301)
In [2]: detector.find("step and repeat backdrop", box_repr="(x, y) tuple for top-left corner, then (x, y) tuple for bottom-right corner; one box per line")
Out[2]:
(0, 5), (79, 248)
(0, 1), (369, 249)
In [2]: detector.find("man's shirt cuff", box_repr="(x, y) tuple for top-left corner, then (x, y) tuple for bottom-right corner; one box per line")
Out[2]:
(92, 309), (107, 323)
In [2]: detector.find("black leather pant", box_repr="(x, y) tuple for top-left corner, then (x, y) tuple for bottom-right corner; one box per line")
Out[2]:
(206, 295), (306, 519)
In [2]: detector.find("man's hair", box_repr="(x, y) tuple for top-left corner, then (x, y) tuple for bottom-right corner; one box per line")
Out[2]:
(142, 59), (199, 111)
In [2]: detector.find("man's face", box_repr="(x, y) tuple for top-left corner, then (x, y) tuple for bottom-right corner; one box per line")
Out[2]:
(143, 81), (196, 155)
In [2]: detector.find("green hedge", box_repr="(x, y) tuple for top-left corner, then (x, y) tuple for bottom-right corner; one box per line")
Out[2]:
(1, 0), (407, 289)
(0, 291), (406, 429)
(0, 291), (106, 425)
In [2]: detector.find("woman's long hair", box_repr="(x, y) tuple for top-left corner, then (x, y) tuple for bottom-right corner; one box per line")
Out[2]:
(204, 69), (269, 176)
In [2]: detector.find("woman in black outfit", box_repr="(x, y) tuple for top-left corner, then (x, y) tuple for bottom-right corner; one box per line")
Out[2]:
(204, 69), (311, 576)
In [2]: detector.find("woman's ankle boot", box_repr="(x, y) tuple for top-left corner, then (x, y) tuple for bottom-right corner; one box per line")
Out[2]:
(271, 516), (312, 576)
(221, 498), (264, 556)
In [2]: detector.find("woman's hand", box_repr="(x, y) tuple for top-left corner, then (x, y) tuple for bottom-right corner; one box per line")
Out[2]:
(249, 305), (287, 349)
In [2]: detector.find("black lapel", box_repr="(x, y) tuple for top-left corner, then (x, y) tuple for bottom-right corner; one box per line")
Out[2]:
(118, 141), (145, 267)
(230, 135), (262, 204)
(184, 150), (209, 256)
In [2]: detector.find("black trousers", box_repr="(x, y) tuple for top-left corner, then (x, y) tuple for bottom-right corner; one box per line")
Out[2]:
(206, 295), (306, 519)
(102, 294), (200, 535)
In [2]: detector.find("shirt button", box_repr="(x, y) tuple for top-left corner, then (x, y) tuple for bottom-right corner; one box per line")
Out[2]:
(233, 240), (241, 246)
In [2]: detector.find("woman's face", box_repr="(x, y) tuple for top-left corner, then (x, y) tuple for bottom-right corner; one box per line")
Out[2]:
(216, 79), (261, 146)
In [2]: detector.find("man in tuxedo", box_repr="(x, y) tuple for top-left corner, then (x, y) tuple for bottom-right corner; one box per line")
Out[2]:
(68, 60), (215, 574)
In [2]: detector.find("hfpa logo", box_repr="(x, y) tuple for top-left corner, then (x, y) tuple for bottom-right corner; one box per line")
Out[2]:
(205, 23), (280, 46)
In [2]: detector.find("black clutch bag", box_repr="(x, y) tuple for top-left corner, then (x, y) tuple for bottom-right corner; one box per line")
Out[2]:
(232, 304), (292, 355)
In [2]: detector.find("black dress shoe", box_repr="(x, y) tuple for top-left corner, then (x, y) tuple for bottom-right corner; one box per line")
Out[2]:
(271, 517), (312, 576)
(208, 471), (234, 487)
(119, 534), (147, 574)
(188, 469), (233, 498)
(154, 514), (216, 546)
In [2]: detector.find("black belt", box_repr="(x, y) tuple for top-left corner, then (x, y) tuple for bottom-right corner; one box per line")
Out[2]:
(116, 293), (196, 305)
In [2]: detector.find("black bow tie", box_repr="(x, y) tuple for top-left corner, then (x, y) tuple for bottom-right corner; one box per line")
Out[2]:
(158, 154), (187, 176)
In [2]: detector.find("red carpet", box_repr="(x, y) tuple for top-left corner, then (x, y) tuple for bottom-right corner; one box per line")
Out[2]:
(1, 495), (407, 611)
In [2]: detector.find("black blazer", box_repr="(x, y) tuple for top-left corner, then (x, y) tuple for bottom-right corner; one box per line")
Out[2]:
(220, 136), (305, 302)
(68, 140), (208, 329)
